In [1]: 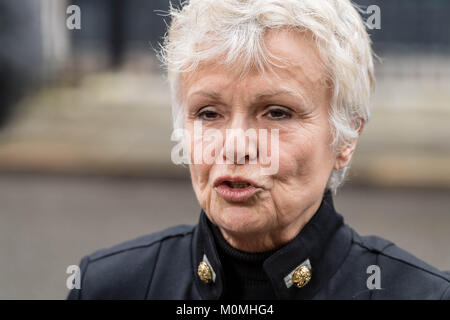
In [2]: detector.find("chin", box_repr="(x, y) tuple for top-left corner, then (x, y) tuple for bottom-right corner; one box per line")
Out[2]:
(213, 205), (268, 235)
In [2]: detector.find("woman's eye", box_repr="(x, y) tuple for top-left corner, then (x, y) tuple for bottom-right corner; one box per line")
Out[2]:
(197, 109), (221, 121)
(265, 107), (292, 120)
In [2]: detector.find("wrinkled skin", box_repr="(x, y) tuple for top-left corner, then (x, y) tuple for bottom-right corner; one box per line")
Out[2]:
(181, 29), (362, 252)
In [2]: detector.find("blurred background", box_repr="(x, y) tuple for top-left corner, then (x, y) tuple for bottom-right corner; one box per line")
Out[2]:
(0, 0), (449, 299)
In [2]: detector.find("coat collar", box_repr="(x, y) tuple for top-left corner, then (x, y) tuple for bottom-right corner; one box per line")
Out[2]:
(191, 189), (352, 299)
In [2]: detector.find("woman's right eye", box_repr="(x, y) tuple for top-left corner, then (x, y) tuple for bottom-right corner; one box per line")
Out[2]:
(197, 109), (221, 121)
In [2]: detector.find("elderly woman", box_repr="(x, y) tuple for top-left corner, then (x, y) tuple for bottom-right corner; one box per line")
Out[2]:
(68, 0), (449, 300)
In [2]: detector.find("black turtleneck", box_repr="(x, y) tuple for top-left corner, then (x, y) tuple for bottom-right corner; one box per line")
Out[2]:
(210, 222), (278, 299)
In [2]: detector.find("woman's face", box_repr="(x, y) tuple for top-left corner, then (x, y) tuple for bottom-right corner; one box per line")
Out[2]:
(181, 30), (345, 252)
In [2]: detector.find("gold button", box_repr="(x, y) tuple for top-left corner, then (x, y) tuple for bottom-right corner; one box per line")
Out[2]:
(292, 265), (311, 288)
(197, 261), (212, 283)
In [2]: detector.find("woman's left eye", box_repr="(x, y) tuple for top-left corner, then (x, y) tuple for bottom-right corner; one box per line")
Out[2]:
(264, 106), (292, 120)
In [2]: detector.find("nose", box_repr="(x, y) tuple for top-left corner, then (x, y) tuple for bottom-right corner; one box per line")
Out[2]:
(221, 117), (258, 165)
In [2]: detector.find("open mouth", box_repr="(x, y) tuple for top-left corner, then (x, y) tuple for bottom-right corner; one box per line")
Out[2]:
(223, 181), (251, 189)
(213, 176), (260, 202)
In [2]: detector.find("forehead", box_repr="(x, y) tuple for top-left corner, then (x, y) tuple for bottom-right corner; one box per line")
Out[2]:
(181, 29), (328, 100)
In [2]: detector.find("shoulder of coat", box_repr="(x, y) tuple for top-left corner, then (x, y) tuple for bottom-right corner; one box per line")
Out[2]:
(88, 224), (195, 262)
(351, 229), (450, 284)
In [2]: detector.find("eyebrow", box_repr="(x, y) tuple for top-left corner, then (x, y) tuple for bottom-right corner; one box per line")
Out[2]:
(253, 89), (307, 103)
(188, 90), (222, 101)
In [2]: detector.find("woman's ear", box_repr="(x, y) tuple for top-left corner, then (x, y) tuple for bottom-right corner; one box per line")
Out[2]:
(333, 119), (365, 170)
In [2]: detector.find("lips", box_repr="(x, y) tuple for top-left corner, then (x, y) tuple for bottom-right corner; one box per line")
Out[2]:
(213, 176), (261, 202)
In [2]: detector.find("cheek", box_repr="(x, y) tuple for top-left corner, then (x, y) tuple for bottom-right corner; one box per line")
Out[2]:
(276, 125), (334, 182)
(189, 163), (211, 196)
(277, 131), (315, 177)
(189, 163), (214, 214)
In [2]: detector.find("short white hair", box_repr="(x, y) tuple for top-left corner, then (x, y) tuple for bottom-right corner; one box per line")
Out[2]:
(158, 0), (375, 194)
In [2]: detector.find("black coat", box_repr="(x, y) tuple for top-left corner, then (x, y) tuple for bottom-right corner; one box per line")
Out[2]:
(67, 190), (450, 300)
